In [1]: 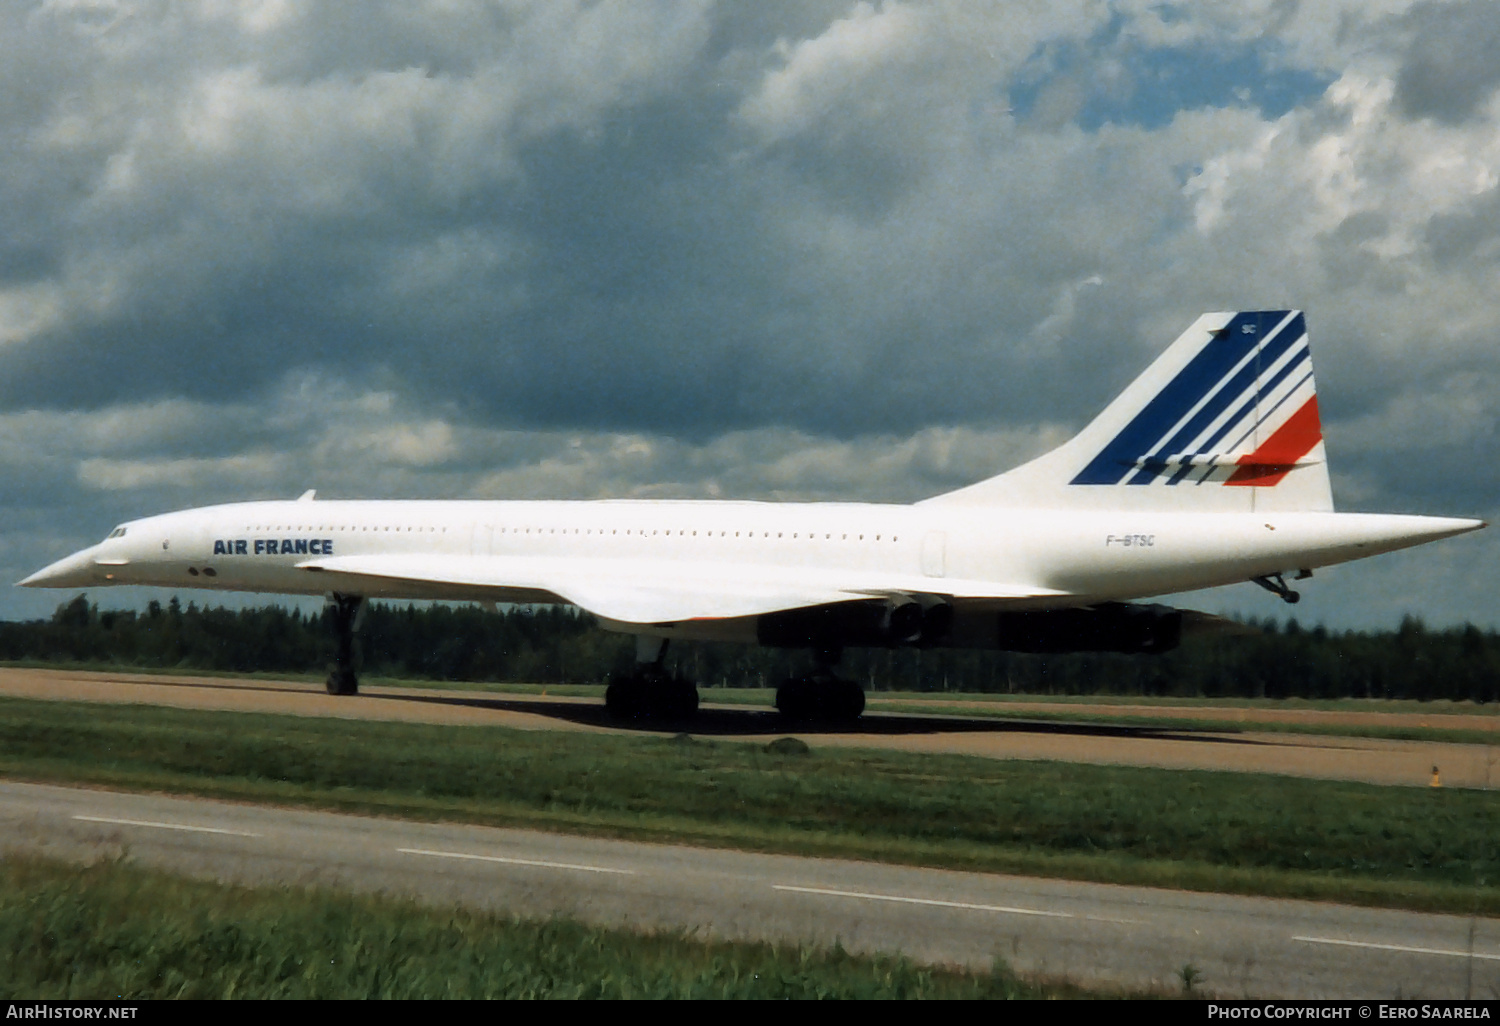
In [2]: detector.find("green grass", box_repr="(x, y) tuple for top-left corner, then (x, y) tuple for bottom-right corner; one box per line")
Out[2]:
(863, 691), (1500, 715)
(3, 696), (1500, 915)
(853, 700), (1500, 748)
(0, 854), (1093, 999)
(0, 659), (611, 695)
(699, 688), (1500, 746)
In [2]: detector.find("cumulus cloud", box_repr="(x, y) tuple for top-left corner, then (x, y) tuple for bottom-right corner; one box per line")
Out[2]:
(77, 453), (282, 491)
(1392, 0), (1500, 124)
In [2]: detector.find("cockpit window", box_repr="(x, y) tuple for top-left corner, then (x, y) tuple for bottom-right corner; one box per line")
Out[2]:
(105, 527), (127, 540)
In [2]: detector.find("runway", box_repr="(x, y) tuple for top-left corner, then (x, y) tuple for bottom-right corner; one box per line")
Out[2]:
(1, 667), (1496, 788)
(4, 779), (1497, 999)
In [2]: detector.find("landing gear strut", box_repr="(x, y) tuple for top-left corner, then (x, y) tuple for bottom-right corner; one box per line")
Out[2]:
(605, 637), (699, 721)
(325, 593), (365, 695)
(775, 645), (866, 723)
(1252, 573), (1304, 604)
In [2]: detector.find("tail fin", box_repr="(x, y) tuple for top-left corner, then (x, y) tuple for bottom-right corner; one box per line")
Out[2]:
(925, 311), (1333, 512)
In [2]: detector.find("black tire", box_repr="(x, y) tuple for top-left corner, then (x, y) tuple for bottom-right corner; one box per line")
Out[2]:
(325, 669), (359, 696)
(643, 678), (698, 721)
(776, 678), (812, 720)
(605, 680), (639, 719)
(838, 681), (865, 720)
(667, 678), (700, 719)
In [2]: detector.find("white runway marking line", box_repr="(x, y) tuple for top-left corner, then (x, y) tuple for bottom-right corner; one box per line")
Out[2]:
(72, 815), (261, 837)
(774, 884), (1079, 919)
(398, 848), (635, 875)
(1294, 936), (1500, 962)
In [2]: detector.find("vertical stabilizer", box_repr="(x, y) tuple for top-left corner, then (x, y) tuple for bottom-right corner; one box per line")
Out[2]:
(924, 311), (1333, 512)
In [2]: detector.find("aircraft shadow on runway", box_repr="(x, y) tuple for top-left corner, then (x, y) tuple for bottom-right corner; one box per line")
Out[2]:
(86, 674), (1275, 745)
(366, 689), (1273, 744)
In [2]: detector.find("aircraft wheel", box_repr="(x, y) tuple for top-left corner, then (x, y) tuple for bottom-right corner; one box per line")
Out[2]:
(837, 680), (865, 720)
(647, 676), (698, 720)
(664, 678), (700, 719)
(777, 678), (814, 720)
(605, 678), (643, 720)
(776, 678), (813, 721)
(325, 669), (359, 696)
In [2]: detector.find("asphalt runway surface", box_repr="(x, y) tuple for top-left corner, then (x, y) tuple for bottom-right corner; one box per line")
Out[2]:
(2, 668), (1497, 788)
(4, 779), (1498, 999)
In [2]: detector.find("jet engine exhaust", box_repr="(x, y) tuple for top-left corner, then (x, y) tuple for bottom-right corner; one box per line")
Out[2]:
(757, 599), (956, 649)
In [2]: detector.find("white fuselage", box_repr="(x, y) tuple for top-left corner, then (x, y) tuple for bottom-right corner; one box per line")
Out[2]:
(23, 498), (1483, 643)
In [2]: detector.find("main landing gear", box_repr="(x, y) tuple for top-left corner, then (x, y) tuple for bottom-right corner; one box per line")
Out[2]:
(325, 592), (366, 695)
(775, 645), (866, 723)
(605, 637), (699, 721)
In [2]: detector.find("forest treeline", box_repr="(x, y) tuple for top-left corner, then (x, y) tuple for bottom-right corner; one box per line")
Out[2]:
(2, 594), (1498, 702)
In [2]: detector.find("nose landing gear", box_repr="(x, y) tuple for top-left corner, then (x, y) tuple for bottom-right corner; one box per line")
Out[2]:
(325, 593), (365, 695)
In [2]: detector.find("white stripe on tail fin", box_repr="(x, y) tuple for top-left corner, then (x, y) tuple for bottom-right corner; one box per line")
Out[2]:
(924, 311), (1334, 512)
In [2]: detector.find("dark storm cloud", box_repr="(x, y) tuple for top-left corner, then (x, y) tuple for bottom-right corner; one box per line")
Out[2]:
(0, 1), (726, 412)
(1424, 188), (1500, 269)
(0, 2), (1236, 440)
(0, 2), (903, 437)
(1393, 0), (1500, 123)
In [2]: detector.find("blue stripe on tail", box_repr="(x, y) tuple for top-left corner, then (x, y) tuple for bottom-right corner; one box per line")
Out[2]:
(1168, 344), (1310, 485)
(1129, 314), (1305, 485)
(1070, 311), (1294, 486)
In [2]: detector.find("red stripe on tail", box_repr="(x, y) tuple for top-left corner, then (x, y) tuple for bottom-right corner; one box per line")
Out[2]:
(1225, 396), (1323, 487)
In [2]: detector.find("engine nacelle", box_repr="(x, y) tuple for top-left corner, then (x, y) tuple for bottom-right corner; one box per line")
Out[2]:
(884, 600), (924, 643)
(993, 602), (1182, 655)
(757, 598), (955, 649)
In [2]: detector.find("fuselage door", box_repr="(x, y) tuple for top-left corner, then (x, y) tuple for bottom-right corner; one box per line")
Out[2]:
(471, 524), (492, 556)
(921, 531), (947, 578)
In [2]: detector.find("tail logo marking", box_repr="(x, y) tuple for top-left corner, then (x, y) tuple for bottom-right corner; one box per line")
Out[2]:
(1071, 311), (1322, 489)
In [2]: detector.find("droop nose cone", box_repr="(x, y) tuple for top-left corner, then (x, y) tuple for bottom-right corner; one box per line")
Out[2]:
(17, 547), (102, 588)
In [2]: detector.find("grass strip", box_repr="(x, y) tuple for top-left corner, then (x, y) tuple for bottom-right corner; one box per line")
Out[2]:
(0, 854), (1098, 999)
(3, 695), (1499, 915)
(855, 701), (1500, 748)
(863, 691), (1500, 715)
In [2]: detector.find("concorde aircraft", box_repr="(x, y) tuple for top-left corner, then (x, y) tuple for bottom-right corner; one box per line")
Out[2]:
(20, 311), (1485, 720)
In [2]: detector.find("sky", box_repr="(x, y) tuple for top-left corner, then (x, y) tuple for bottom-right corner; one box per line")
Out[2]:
(1, 0), (1497, 630)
